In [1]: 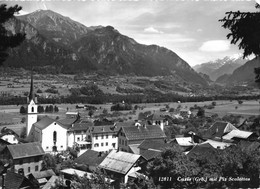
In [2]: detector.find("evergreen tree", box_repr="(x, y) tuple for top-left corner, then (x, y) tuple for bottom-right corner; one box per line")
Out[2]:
(19, 106), (26, 114)
(0, 4), (26, 65)
(219, 3), (260, 83)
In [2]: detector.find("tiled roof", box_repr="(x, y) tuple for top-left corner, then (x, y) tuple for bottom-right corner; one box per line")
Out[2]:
(204, 122), (238, 139)
(140, 149), (161, 161)
(90, 125), (120, 134)
(223, 130), (253, 140)
(33, 116), (55, 130)
(58, 117), (78, 126)
(68, 122), (93, 132)
(146, 113), (165, 121)
(33, 116), (70, 130)
(3, 170), (34, 189)
(187, 143), (216, 158)
(121, 125), (166, 141)
(7, 142), (45, 159)
(99, 150), (141, 174)
(138, 139), (170, 150)
(74, 150), (107, 166)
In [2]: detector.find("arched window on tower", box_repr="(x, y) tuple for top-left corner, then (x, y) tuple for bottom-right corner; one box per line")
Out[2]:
(53, 131), (57, 144)
(31, 107), (34, 113)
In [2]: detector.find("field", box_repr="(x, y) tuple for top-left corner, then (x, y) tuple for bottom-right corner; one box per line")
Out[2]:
(0, 100), (259, 136)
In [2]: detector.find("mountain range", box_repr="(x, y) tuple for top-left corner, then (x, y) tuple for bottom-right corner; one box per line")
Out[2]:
(3, 9), (207, 86)
(216, 57), (260, 85)
(193, 55), (248, 81)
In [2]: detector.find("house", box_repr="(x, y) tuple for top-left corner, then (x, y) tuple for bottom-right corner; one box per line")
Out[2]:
(74, 150), (107, 171)
(67, 122), (94, 150)
(179, 109), (191, 118)
(203, 121), (238, 140)
(0, 170), (36, 189)
(28, 116), (70, 152)
(186, 143), (217, 160)
(138, 139), (170, 155)
(0, 127), (20, 144)
(27, 169), (56, 187)
(173, 137), (194, 150)
(200, 139), (233, 149)
(117, 125), (166, 152)
(222, 130), (258, 142)
(145, 113), (166, 131)
(90, 125), (119, 152)
(99, 150), (145, 184)
(1, 142), (45, 176)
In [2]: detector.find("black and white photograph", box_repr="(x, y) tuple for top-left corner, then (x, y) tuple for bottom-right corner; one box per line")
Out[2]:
(0, 0), (260, 188)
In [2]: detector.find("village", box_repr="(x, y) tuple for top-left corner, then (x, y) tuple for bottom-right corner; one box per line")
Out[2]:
(0, 74), (259, 189)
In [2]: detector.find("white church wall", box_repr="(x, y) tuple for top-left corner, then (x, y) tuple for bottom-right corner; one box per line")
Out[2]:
(42, 122), (67, 152)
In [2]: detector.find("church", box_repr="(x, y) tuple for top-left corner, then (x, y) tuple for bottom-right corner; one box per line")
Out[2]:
(25, 74), (118, 154)
(26, 73), (81, 153)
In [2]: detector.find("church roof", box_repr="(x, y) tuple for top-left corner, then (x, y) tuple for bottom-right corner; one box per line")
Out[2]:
(33, 116), (70, 130)
(7, 142), (45, 159)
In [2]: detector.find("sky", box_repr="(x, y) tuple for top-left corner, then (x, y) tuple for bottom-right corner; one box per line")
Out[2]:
(3, 0), (259, 66)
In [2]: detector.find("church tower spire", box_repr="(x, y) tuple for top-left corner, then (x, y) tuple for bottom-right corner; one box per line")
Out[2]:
(28, 71), (35, 102)
(26, 69), (38, 137)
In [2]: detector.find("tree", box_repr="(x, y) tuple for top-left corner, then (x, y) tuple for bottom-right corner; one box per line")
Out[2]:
(19, 106), (26, 114)
(219, 3), (260, 82)
(0, 4), (26, 65)
(197, 107), (205, 117)
(41, 154), (57, 173)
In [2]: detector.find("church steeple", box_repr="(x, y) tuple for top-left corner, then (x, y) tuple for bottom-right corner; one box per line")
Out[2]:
(29, 71), (35, 101)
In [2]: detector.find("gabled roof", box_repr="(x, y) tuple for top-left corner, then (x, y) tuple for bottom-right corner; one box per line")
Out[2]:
(90, 125), (120, 134)
(7, 142), (45, 159)
(58, 117), (78, 126)
(120, 125), (166, 141)
(201, 139), (233, 149)
(68, 122), (93, 132)
(3, 170), (34, 189)
(204, 121), (238, 139)
(128, 144), (140, 154)
(138, 139), (170, 150)
(187, 143), (216, 158)
(33, 116), (70, 130)
(146, 113), (165, 121)
(223, 130), (254, 140)
(140, 149), (161, 161)
(99, 150), (141, 175)
(33, 116), (55, 130)
(74, 150), (107, 166)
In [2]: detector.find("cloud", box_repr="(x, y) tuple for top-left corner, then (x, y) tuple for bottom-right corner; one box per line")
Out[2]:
(199, 40), (230, 52)
(144, 27), (163, 34)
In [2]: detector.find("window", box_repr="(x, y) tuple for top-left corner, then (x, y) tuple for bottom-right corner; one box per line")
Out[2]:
(61, 145), (63, 148)
(95, 135), (98, 140)
(53, 131), (57, 143)
(13, 137), (16, 141)
(46, 146), (49, 150)
(28, 167), (30, 173)
(31, 107), (34, 112)
(106, 142), (108, 146)
(119, 139), (121, 145)
(101, 135), (104, 139)
(112, 143), (116, 148)
(19, 159), (23, 165)
(77, 137), (80, 141)
(106, 135), (108, 139)
(125, 140), (127, 146)
(35, 165), (39, 171)
(101, 143), (104, 146)
(94, 143), (99, 147)
(112, 135), (116, 138)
